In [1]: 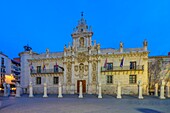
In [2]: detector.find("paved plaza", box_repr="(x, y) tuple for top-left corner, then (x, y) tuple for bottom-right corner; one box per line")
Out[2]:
(0, 94), (170, 113)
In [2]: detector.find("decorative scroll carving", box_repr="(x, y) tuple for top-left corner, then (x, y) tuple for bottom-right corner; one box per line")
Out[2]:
(92, 62), (96, 71)
(77, 52), (87, 63)
(67, 62), (72, 83)
(92, 72), (96, 82)
(92, 62), (97, 83)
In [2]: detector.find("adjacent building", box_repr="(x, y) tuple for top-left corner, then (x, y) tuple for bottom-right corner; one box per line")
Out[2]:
(19, 14), (149, 95)
(0, 52), (21, 88)
(11, 58), (21, 83)
(148, 54), (170, 93)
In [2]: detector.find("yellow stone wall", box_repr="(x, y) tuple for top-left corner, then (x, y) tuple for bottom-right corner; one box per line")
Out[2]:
(100, 52), (148, 95)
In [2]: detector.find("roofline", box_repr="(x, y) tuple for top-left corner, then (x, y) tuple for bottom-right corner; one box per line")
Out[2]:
(0, 52), (8, 58)
(149, 56), (170, 58)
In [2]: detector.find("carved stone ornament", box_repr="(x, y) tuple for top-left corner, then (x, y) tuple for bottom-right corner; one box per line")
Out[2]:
(92, 63), (96, 71)
(92, 73), (96, 82)
(75, 65), (78, 72)
(85, 65), (88, 71)
(79, 64), (84, 72)
(77, 52), (86, 63)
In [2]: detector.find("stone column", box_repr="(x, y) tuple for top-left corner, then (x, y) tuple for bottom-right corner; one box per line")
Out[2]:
(97, 59), (101, 85)
(43, 83), (48, 97)
(98, 83), (102, 98)
(88, 60), (92, 94)
(86, 37), (89, 47)
(71, 59), (75, 94)
(15, 83), (21, 97)
(166, 82), (170, 97)
(78, 82), (83, 98)
(58, 83), (63, 98)
(96, 59), (101, 94)
(73, 38), (76, 48)
(29, 82), (34, 97)
(63, 62), (67, 94)
(154, 83), (158, 96)
(160, 80), (166, 99)
(89, 37), (92, 46)
(138, 81), (144, 99)
(117, 82), (122, 99)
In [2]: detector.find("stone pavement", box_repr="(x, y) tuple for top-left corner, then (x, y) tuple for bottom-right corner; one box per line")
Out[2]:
(0, 94), (170, 113)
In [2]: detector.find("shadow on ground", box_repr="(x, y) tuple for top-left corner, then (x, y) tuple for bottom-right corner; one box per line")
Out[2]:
(0, 103), (13, 110)
(136, 108), (163, 113)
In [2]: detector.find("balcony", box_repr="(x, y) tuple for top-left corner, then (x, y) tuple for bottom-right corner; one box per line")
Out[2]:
(30, 68), (64, 75)
(1, 65), (6, 68)
(101, 65), (144, 72)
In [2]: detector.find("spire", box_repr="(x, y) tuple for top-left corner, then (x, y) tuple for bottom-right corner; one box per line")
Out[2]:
(71, 13), (93, 36)
(79, 12), (86, 25)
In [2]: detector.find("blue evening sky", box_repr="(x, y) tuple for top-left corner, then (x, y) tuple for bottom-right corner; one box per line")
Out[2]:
(0, 0), (170, 59)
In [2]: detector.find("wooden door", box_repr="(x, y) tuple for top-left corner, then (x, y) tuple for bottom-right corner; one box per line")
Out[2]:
(77, 80), (86, 93)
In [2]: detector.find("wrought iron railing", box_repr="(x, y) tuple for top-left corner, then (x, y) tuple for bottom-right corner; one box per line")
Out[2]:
(30, 68), (63, 74)
(101, 65), (144, 71)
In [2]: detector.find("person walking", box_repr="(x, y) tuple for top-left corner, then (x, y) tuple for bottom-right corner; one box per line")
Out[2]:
(7, 84), (10, 97)
(3, 82), (7, 96)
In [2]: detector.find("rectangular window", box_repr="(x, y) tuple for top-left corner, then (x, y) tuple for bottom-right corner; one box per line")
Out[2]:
(53, 77), (59, 84)
(1, 68), (5, 73)
(1, 57), (4, 65)
(37, 66), (41, 73)
(54, 65), (58, 72)
(36, 77), (41, 85)
(106, 63), (113, 70)
(107, 75), (113, 84)
(129, 75), (136, 84)
(130, 61), (136, 70)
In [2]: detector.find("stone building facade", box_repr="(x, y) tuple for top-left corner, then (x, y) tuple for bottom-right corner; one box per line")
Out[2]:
(148, 55), (170, 93)
(19, 15), (149, 95)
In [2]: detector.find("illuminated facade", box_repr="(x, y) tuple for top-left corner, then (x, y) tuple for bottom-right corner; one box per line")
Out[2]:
(0, 52), (11, 86)
(0, 52), (20, 87)
(20, 14), (149, 95)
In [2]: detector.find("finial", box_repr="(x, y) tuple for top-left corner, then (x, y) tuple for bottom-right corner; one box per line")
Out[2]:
(81, 12), (84, 17)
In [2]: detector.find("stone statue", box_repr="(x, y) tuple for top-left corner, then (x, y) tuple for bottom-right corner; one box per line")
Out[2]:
(120, 42), (123, 48)
(80, 37), (84, 47)
(97, 44), (100, 50)
(29, 49), (32, 55)
(143, 40), (148, 46)
(46, 48), (49, 54)
(46, 48), (49, 57)
(94, 40), (96, 46)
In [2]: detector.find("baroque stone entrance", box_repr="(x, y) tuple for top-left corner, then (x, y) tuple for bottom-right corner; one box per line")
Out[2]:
(77, 80), (86, 93)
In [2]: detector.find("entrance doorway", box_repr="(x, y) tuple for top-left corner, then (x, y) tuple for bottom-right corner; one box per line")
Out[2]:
(77, 80), (86, 93)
